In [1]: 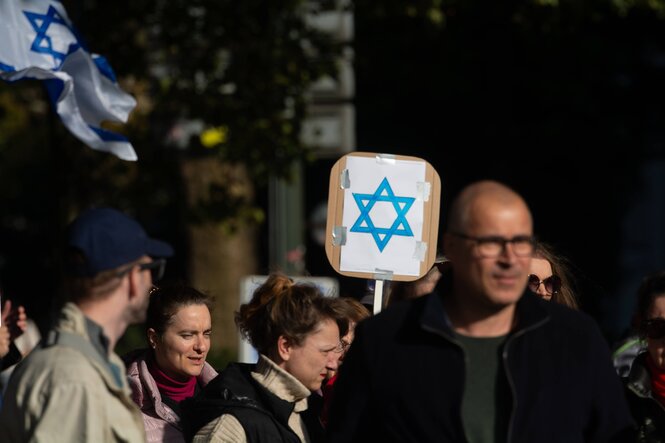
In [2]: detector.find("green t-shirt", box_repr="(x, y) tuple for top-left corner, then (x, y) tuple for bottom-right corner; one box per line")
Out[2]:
(455, 333), (510, 443)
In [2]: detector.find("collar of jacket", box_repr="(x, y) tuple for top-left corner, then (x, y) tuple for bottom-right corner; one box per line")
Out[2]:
(418, 277), (551, 339)
(201, 363), (297, 424)
(183, 362), (300, 440)
(124, 348), (217, 421)
(627, 352), (655, 399)
(48, 302), (128, 391)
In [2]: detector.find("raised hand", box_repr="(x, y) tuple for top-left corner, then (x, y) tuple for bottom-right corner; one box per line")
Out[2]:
(1, 299), (27, 340)
(0, 325), (9, 358)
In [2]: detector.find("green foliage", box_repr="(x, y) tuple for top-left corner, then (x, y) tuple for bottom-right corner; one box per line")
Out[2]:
(0, 0), (344, 245)
(65, 0), (341, 182)
(0, 1), (344, 325)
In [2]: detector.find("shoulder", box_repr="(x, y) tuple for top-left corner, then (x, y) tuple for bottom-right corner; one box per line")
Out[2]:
(14, 345), (100, 385)
(210, 363), (256, 396)
(194, 414), (246, 443)
(519, 296), (613, 361)
(357, 294), (426, 335)
(540, 299), (603, 337)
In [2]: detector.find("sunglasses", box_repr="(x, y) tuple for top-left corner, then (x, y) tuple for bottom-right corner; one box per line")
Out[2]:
(644, 318), (665, 340)
(527, 274), (561, 295)
(138, 259), (166, 282)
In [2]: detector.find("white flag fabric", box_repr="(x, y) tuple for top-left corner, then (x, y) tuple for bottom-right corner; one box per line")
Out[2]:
(0, 0), (138, 161)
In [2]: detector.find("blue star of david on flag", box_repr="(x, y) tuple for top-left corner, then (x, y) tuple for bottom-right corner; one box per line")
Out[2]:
(0, 0), (138, 161)
(350, 177), (416, 252)
(25, 5), (73, 67)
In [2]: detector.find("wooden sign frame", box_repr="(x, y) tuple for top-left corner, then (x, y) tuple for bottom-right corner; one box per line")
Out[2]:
(325, 152), (441, 282)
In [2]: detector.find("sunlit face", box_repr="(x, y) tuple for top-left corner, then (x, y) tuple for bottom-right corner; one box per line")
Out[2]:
(150, 304), (212, 381)
(445, 198), (532, 311)
(646, 295), (665, 370)
(281, 318), (341, 391)
(529, 258), (554, 301)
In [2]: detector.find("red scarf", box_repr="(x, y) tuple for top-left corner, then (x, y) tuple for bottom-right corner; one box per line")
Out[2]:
(646, 353), (665, 407)
(147, 358), (197, 403)
(320, 374), (338, 428)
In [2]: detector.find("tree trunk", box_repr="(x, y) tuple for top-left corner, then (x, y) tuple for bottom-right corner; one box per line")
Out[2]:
(180, 157), (257, 360)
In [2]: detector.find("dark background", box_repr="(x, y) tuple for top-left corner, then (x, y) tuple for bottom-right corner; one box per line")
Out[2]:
(2, 2), (665, 347)
(301, 3), (665, 343)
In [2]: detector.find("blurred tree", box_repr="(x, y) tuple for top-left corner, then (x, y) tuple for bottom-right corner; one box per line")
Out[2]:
(0, 0), (344, 359)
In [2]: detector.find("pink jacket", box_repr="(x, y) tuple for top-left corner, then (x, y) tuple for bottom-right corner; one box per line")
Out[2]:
(125, 349), (218, 443)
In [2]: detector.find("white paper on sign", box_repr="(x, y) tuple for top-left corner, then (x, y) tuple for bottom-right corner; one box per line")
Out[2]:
(340, 156), (426, 276)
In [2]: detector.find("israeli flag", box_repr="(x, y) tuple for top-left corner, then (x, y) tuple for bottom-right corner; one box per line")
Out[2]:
(0, 0), (137, 161)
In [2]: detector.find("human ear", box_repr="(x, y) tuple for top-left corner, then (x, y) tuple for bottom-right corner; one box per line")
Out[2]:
(147, 328), (159, 349)
(277, 335), (292, 361)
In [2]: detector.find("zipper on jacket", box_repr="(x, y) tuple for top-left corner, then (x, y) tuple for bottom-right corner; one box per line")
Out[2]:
(502, 317), (549, 443)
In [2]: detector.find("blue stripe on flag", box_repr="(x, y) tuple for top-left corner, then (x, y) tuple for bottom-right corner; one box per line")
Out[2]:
(90, 126), (129, 142)
(44, 78), (65, 103)
(92, 55), (117, 83)
(0, 61), (16, 72)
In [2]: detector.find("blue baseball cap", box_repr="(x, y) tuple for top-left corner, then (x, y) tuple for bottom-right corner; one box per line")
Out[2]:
(67, 207), (174, 276)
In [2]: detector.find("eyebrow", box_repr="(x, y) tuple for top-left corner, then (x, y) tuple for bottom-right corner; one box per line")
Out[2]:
(179, 329), (212, 334)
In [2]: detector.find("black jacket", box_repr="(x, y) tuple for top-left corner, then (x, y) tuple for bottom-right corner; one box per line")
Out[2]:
(181, 363), (302, 443)
(624, 352), (665, 442)
(327, 286), (634, 443)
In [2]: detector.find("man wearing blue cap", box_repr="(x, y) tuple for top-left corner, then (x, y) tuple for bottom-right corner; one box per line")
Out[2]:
(0, 208), (174, 442)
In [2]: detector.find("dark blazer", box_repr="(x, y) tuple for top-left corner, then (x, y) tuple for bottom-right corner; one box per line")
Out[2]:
(327, 283), (634, 443)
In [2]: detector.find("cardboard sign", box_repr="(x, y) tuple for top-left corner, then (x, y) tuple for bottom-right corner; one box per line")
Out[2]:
(325, 152), (441, 282)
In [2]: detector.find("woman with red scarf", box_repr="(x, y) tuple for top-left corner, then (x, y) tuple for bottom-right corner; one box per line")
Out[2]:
(124, 284), (217, 443)
(624, 271), (665, 441)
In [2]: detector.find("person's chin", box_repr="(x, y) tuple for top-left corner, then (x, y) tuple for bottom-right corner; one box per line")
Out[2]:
(486, 288), (522, 307)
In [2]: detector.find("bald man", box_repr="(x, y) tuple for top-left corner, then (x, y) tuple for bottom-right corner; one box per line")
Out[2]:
(328, 181), (634, 443)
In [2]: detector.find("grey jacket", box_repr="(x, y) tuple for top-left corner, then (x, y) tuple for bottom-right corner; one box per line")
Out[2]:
(0, 303), (146, 443)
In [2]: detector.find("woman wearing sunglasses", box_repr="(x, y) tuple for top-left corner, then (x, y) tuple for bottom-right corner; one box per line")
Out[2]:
(624, 271), (665, 440)
(528, 241), (579, 309)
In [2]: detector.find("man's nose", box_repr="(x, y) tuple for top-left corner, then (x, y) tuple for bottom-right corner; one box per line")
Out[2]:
(497, 242), (518, 264)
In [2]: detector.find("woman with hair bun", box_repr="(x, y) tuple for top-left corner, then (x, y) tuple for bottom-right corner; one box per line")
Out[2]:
(183, 273), (347, 443)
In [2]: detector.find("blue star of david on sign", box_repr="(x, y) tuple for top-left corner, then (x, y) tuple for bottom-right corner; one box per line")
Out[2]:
(24, 5), (74, 66)
(350, 177), (415, 252)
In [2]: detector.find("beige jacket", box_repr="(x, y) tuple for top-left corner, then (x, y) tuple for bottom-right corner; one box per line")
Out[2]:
(193, 355), (311, 443)
(0, 303), (146, 443)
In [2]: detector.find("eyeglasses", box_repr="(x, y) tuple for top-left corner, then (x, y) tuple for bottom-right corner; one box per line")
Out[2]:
(139, 259), (166, 282)
(527, 274), (561, 295)
(450, 232), (535, 258)
(333, 340), (350, 354)
(644, 318), (665, 340)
